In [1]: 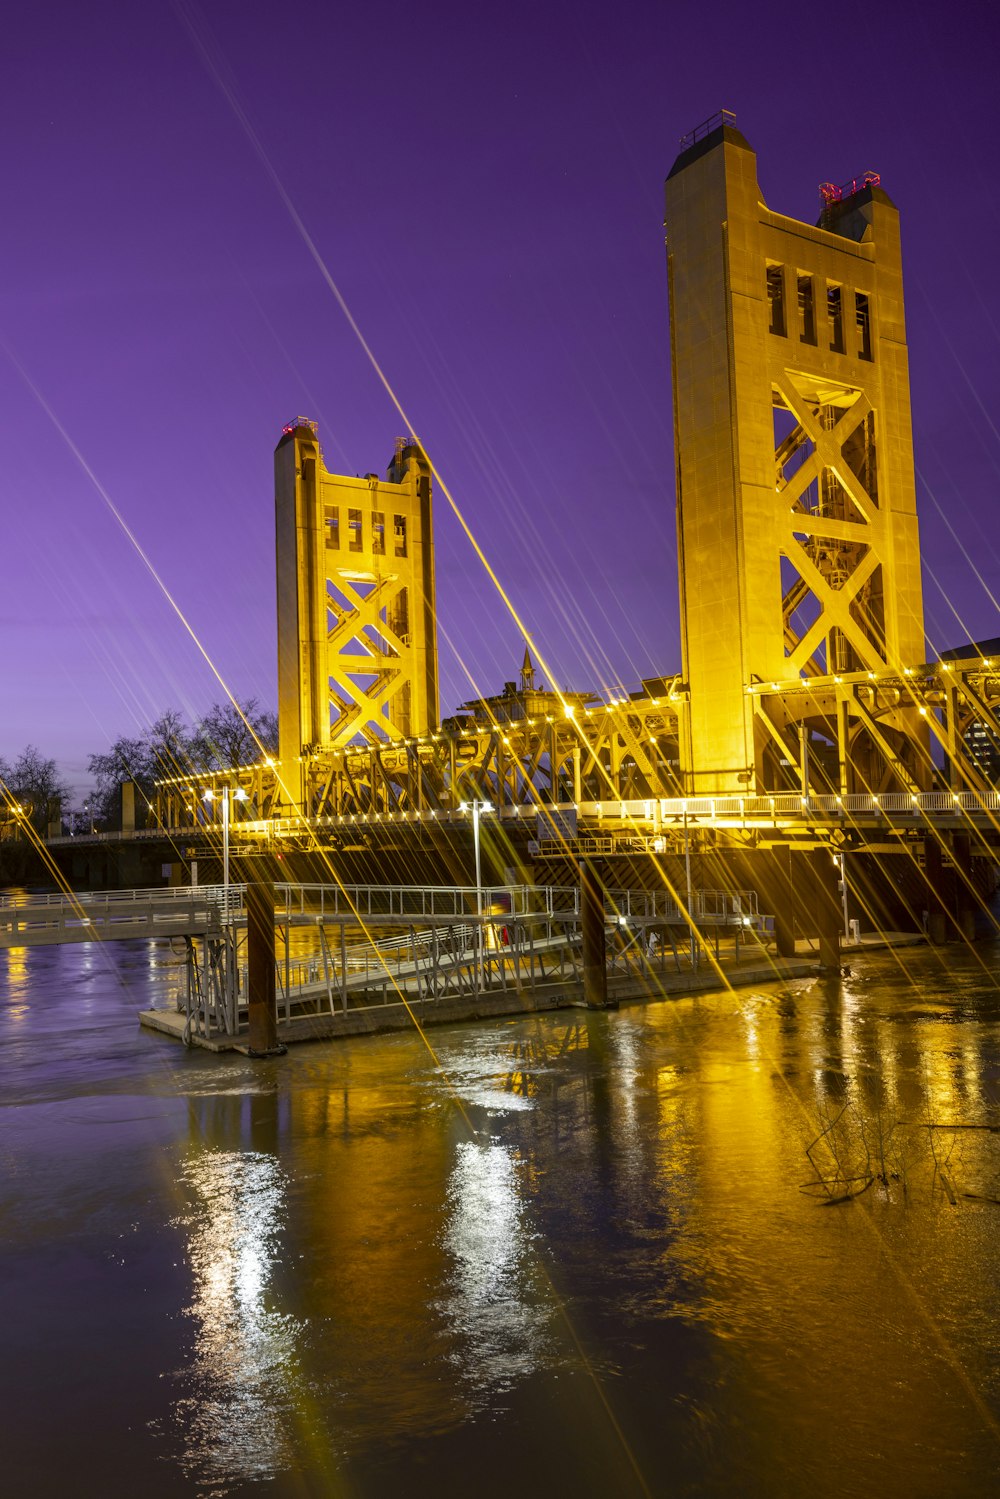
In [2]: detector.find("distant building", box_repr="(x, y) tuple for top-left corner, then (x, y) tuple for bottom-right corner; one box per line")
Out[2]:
(940, 637), (1000, 784)
(444, 646), (596, 731)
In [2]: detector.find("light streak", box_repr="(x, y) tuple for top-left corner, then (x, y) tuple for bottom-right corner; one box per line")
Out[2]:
(916, 460), (1000, 619)
(173, 0), (578, 717)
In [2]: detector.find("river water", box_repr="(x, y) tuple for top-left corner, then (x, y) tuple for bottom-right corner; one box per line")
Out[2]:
(2, 930), (999, 1497)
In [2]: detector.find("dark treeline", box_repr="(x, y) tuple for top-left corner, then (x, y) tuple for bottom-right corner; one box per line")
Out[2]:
(87, 699), (278, 826)
(0, 747), (70, 834)
(1, 699), (277, 833)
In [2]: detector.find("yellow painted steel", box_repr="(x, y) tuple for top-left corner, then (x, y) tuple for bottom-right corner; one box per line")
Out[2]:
(275, 422), (439, 807)
(147, 121), (1000, 842)
(665, 120), (926, 794)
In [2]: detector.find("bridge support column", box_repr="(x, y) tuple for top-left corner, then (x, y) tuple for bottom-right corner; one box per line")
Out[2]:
(246, 876), (283, 1057)
(951, 834), (977, 943)
(923, 837), (948, 945)
(811, 848), (842, 973)
(743, 848), (795, 958)
(579, 859), (609, 1008)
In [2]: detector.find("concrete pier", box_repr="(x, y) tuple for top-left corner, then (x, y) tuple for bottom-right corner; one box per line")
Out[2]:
(579, 859), (610, 1008)
(246, 876), (281, 1056)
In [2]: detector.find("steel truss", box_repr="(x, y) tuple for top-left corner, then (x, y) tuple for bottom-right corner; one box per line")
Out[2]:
(152, 655), (1000, 833)
(154, 691), (686, 825)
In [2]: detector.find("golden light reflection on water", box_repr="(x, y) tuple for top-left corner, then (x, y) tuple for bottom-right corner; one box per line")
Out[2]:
(630, 971), (1000, 1485)
(157, 954), (1000, 1494)
(172, 1149), (302, 1488)
(437, 1139), (550, 1397)
(1, 945), (28, 1023)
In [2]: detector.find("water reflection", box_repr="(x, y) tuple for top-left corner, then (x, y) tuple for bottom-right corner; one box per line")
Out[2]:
(3, 935), (1000, 1496)
(172, 1148), (302, 1487)
(1, 944), (28, 1023)
(438, 1139), (550, 1397)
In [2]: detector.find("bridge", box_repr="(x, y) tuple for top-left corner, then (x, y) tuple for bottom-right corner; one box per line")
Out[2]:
(1, 881), (771, 1049)
(33, 112), (1000, 965)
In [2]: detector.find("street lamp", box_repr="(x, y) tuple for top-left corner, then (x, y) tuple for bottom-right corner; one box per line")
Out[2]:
(459, 798), (493, 991)
(683, 807), (697, 969)
(203, 786), (248, 904)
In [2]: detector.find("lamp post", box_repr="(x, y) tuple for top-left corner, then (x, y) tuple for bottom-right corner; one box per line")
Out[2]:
(459, 798), (493, 992)
(203, 786), (248, 914)
(838, 852), (850, 941)
(683, 807), (697, 969)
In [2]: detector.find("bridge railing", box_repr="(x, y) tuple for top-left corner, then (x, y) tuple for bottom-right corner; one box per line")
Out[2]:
(578, 791), (1000, 823)
(0, 884), (239, 946)
(606, 887), (759, 923)
(273, 882), (579, 920)
(0, 883), (237, 910)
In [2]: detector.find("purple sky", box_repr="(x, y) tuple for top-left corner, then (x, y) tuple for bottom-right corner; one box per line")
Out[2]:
(4, 0), (999, 798)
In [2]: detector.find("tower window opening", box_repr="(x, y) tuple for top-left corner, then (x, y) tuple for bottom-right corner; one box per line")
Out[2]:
(348, 507), (363, 552)
(766, 264), (786, 336)
(394, 514), (408, 557)
(326, 507), (340, 550)
(797, 275), (816, 345)
(855, 292), (872, 360)
(827, 284), (845, 354)
(372, 510), (385, 555)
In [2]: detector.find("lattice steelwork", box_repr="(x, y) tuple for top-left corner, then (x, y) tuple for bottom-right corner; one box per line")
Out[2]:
(666, 119), (927, 795)
(146, 125), (1000, 856)
(275, 423), (439, 807)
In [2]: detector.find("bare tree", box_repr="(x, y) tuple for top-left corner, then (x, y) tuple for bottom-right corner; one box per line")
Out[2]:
(0, 746), (70, 832)
(87, 713), (195, 826)
(192, 698), (278, 770)
(86, 700), (278, 826)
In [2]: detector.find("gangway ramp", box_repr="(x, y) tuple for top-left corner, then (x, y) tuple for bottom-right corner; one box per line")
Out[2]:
(0, 885), (240, 948)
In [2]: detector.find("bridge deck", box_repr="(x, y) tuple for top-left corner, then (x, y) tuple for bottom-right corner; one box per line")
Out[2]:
(46, 788), (1000, 855)
(0, 888), (231, 948)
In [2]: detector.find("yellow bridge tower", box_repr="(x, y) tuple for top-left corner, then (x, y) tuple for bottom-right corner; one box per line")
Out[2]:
(666, 113), (926, 796)
(275, 421), (439, 808)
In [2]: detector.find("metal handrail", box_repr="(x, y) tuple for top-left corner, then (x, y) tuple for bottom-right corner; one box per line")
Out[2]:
(0, 883), (237, 911)
(679, 109), (737, 149)
(272, 882), (579, 920)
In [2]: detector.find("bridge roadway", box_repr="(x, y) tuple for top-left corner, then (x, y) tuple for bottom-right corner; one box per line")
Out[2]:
(46, 788), (1000, 855)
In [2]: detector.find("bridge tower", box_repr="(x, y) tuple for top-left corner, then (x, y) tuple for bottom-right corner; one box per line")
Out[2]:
(275, 421), (439, 808)
(665, 115), (926, 795)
